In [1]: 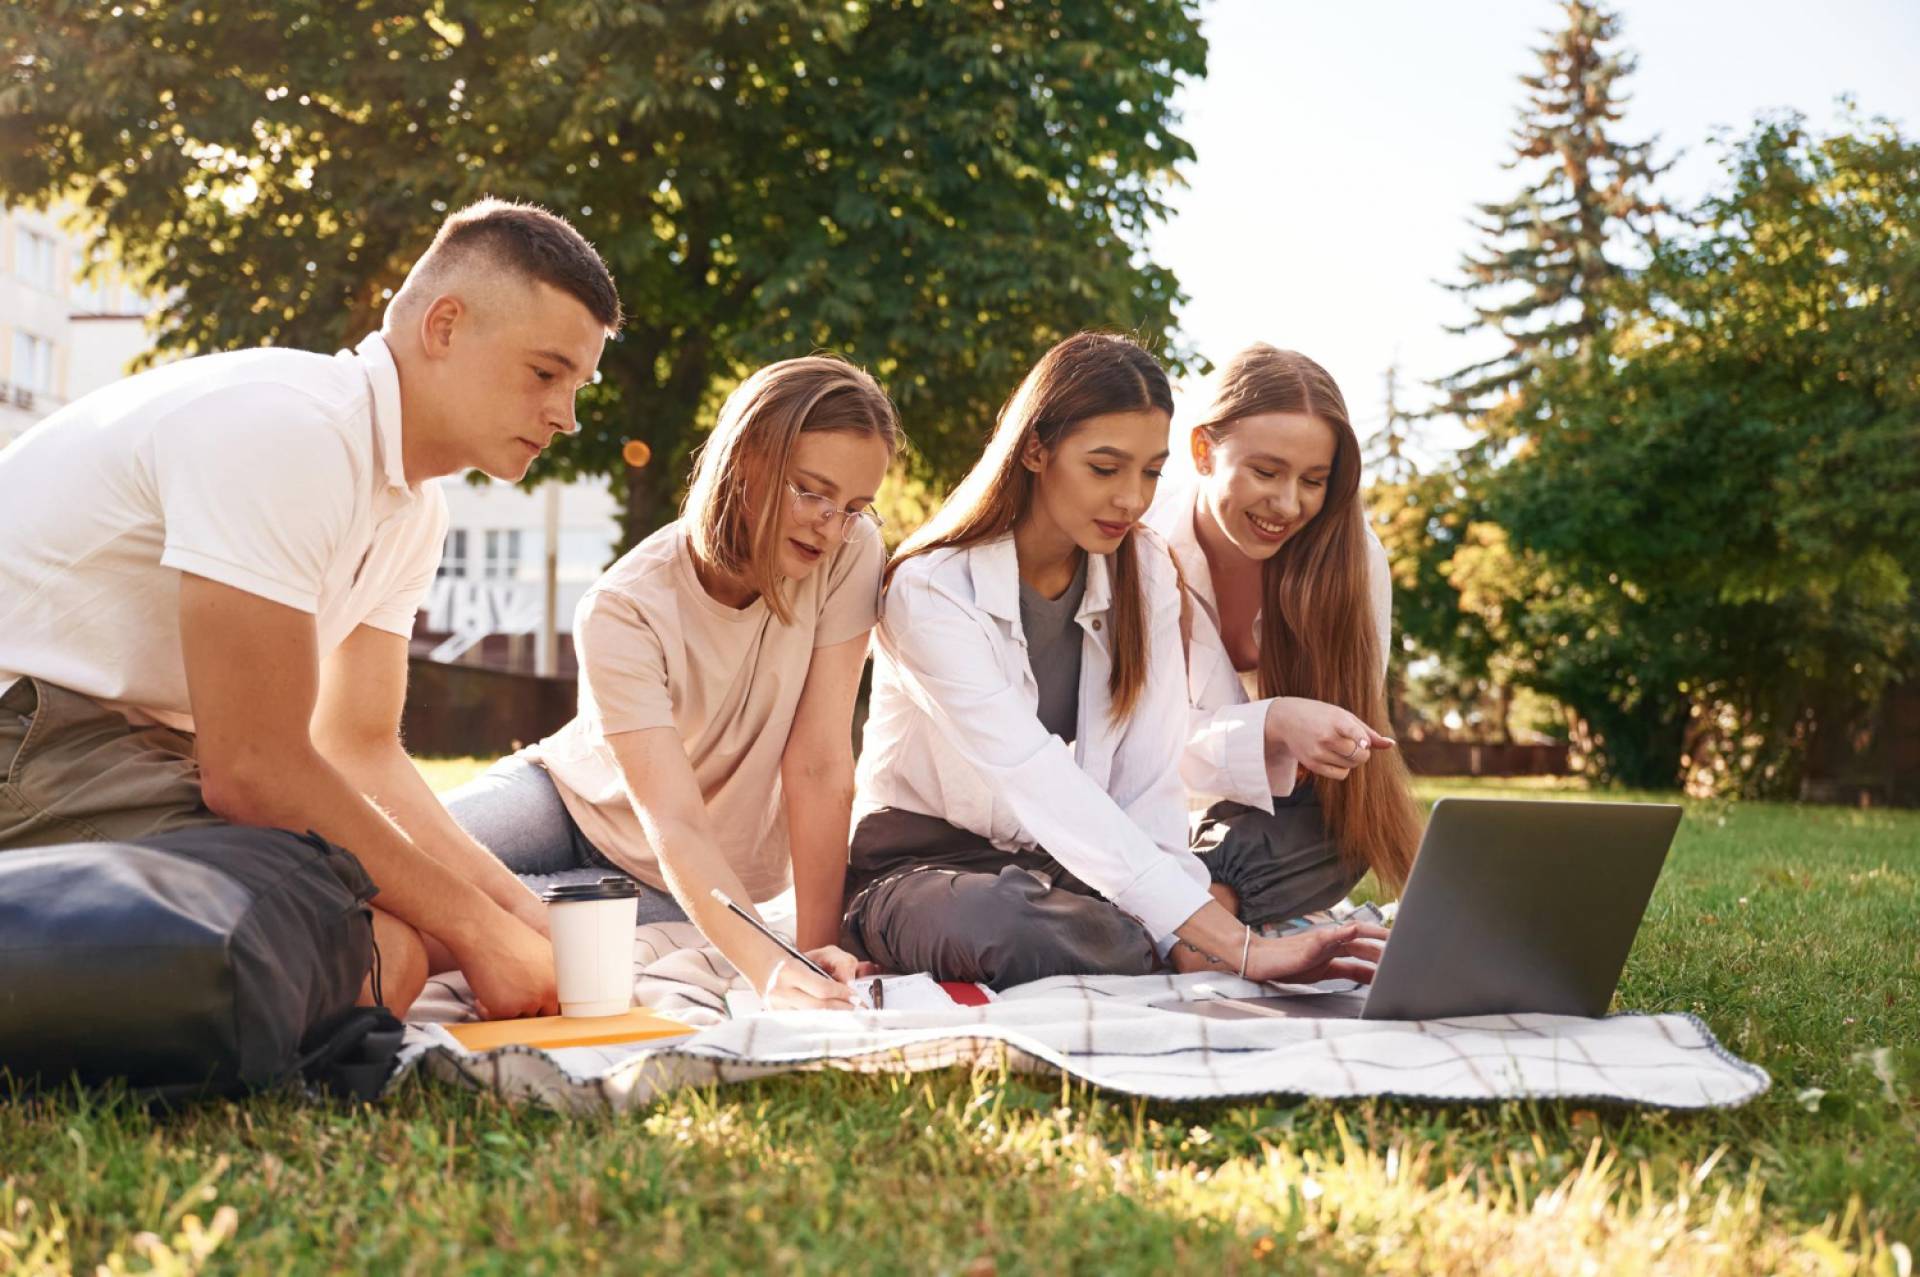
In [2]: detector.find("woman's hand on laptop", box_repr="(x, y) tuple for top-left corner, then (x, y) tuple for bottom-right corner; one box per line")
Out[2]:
(1174, 902), (1388, 984)
(1244, 922), (1389, 986)
(1264, 697), (1395, 780)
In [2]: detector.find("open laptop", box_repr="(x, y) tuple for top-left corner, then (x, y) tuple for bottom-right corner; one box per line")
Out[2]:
(1175, 797), (1682, 1021)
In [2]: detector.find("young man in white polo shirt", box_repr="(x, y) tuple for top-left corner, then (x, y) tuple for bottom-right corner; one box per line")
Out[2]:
(0, 199), (620, 1017)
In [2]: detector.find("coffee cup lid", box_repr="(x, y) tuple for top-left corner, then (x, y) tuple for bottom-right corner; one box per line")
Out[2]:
(541, 875), (642, 903)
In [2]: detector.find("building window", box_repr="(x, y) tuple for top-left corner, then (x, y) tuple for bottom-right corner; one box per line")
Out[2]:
(71, 273), (105, 315)
(10, 331), (54, 395)
(439, 528), (469, 578)
(483, 528), (523, 580)
(16, 228), (57, 293)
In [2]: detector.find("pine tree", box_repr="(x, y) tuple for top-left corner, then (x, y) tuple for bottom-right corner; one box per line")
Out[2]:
(1436, 0), (1667, 417)
(1365, 361), (1418, 486)
(1388, 2), (1665, 766)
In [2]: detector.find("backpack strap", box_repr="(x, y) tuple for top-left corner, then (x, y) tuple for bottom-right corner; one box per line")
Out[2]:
(295, 1007), (406, 1103)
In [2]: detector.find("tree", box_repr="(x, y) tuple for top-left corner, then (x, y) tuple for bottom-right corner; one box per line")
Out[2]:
(1490, 113), (1920, 793)
(1369, 441), (1547, 744)
(0, 1), (1204, 545)
(1380, 0), (1668, 760)
(1435, 0), (1666, 417)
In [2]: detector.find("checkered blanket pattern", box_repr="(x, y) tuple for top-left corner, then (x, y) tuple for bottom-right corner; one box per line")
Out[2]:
(396, 921), (1769, 1114)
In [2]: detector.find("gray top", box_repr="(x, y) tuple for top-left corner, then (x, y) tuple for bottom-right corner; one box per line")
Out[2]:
(1018, 555), (1088, 745)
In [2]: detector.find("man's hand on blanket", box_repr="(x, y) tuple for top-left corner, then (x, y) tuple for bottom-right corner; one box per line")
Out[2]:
(762, 944), (881, 1011)
(1244, 922), (1389, 986)
(459, 915), (560, 1020)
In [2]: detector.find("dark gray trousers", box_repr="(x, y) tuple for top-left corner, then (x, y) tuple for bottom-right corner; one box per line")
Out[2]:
(841, 808), (1158, 990)
(1191, 783), (1360, 928)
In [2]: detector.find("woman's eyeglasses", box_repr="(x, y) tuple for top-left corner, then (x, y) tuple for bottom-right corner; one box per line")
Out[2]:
(788, 482), (884, 541)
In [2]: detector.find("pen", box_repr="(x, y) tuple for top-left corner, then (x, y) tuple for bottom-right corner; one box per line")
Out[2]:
(708, 888), (837, 984)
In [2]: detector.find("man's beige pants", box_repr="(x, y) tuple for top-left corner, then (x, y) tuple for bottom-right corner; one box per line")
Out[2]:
(0, 678), (223, 850)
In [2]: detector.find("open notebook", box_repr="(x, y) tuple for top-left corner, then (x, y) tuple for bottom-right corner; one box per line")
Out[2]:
(724, 972), (996, 1017)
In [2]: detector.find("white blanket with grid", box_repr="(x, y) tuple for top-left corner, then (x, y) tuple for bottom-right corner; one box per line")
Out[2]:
(394, 920), (1769, 1113)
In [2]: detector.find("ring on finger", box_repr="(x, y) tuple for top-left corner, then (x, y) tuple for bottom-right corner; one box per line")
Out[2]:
(1341, 737), (1367, 762)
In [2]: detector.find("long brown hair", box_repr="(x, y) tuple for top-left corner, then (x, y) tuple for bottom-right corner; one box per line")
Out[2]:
(684, 355), (901, 624)
(891, 332), (1172, 722)
(1198, 344), (1421, 892)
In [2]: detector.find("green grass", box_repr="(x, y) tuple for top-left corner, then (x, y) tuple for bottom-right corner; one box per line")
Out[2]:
(4, 774), (1916, 1274)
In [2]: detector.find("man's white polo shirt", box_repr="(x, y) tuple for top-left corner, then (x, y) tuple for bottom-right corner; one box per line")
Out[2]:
(0, 332), (449, 732)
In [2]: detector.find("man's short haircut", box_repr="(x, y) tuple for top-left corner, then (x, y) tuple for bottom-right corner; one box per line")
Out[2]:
(411, 198), (622, 330)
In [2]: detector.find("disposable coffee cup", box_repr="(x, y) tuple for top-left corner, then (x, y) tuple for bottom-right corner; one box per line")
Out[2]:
(542, 876), (641, 1018)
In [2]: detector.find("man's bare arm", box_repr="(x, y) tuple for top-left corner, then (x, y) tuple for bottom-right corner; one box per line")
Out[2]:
(312, 624), (550, 937)
(179, 574), (556, 1017)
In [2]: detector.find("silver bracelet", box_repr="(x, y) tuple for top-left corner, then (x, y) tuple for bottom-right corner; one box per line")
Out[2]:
(1237, 925), (1252, 980)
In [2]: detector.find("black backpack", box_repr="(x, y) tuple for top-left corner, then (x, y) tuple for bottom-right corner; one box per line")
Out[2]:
(0, 825), (403, 1104)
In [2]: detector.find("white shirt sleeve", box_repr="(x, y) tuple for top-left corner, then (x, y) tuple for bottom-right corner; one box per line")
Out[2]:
(152, 388), (360, 613)
(1107, 549), (1217, 950)
(1178, 585), (1289, 811)
(879, 563), (1213, 945)
(1366, 524), (1393, 682)
(1179, 524), (1397, 807)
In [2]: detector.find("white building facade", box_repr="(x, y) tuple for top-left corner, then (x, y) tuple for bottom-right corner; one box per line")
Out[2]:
(0, 205), (150, 446)
(421, 476), (624, 674)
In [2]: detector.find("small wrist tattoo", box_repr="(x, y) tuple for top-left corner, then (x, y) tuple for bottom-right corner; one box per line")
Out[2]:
(1177, 940), (1228, 968)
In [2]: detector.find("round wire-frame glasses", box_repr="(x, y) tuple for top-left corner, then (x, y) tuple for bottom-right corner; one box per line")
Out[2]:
(788, 481), (884, 541)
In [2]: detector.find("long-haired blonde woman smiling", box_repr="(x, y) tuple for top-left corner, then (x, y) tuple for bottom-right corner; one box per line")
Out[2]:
(843, 333), (1387, 989)
(447, 355), (900, 1009)
(1144, 344), (1421, 931)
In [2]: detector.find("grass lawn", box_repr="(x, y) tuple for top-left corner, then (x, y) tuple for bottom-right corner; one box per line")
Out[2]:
(3, 771), (1915, 1274)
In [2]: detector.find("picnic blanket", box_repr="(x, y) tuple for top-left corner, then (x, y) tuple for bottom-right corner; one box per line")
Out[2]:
(394, 920), (1771, 1113)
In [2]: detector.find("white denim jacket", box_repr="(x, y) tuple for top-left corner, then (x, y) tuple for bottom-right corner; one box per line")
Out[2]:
(853, 531), (1214, 946)
(1143, 474), (1392, 813)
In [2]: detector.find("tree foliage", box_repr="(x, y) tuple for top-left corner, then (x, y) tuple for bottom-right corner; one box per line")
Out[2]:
(1490, 113), (1920, 793)
(1380, 1), (1669, 750)
(0, 0), (1204, 543)
(1383, 63), (1919, 795)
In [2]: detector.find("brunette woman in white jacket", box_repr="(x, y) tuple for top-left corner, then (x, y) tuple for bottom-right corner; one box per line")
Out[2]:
(843, 333), (1387, 989)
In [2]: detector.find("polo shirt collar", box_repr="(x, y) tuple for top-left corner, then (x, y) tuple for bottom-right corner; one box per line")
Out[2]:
(351, 331), (411, 494)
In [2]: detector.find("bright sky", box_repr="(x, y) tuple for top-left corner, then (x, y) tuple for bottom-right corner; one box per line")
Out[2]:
(1150, 0), (1920, 473)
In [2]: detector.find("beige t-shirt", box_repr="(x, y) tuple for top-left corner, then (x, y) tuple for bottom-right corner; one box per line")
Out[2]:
(531, 521), (883, 900)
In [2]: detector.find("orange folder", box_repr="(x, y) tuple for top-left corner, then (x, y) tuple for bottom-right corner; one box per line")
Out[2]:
(442, 1008), (698, 1052)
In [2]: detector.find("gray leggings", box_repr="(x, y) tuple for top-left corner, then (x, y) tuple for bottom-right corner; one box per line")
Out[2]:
(441, 753), (687, 925)
(1191, 783), (1360, 928)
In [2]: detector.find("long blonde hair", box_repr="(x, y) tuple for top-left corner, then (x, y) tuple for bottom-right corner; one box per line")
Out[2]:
(891, 332), (1172, 722)
(684, 355), (901, 624)
(1199, 344), (1421, 893)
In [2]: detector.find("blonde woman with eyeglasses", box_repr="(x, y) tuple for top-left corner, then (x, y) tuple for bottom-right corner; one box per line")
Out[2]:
(446, 355), (901, 1009)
